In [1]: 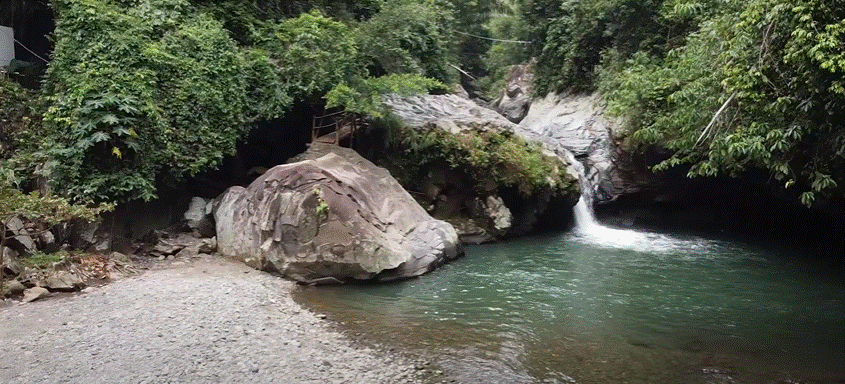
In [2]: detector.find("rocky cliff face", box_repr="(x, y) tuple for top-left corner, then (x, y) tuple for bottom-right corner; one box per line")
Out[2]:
(506, 88), (843, 257)
(516, 92), (649, 203)
(379, 93), (580, 241)
(213, 144), (462, 283)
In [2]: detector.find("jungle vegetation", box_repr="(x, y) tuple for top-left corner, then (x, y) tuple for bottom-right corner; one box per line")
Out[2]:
(510, 0), (844, 206)
(0, 0), (842, 208)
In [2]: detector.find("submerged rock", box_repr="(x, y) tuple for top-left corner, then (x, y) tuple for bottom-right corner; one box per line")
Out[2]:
(214, 144), (463, 283)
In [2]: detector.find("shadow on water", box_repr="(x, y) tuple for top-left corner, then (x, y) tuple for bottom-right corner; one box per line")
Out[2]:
(293, 221), (845, 384)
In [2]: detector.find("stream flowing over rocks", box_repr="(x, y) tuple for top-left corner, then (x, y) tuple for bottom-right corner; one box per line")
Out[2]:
(0, 257), (429, 384)
(381, 93), (580, 239)
(517, 93), (632, 203)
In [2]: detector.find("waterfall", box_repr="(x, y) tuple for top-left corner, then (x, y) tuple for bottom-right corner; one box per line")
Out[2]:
(513, 93), (707, 252)
(560, 149), (601, 232)
(562, 148), (665, 249)
(573, 198), (599, 231)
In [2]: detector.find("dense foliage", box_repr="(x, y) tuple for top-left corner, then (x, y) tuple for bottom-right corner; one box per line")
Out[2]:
(4, 0), (840, 209)
(356, 1), (452, 83)
(522, 0), (844, 205)
(0, 79), (37, 159)
(38, 0), (250, 202)
(8, 0), (460, 203)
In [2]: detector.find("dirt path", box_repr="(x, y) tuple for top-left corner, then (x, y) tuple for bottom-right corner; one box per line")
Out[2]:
(0, 257), (426, 384)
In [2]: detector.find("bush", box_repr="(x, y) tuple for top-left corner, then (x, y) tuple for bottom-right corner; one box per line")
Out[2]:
(40, 0), (250, 202)
(0, 79), (38, 159)
(384, 121), (578, 198)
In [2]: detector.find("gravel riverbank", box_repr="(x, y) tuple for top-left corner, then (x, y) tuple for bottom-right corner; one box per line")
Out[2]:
(0, 256), (429, 384)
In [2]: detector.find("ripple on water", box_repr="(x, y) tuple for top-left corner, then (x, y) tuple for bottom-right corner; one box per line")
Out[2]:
(293, 226), (845, 384)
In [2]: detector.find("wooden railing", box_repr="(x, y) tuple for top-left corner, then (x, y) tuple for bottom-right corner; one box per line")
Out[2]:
(311, 110), (368, 148)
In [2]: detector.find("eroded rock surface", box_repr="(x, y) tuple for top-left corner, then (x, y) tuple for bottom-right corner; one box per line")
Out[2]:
(518, 93), (643, 202)
(381, 93), (579, 238)
(382, 93), (517, 135)
(491, 61), (534, 124)
(214, 144), (462, 283)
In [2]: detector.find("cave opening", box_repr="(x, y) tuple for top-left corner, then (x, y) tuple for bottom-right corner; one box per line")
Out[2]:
(187, 101), (323, 199)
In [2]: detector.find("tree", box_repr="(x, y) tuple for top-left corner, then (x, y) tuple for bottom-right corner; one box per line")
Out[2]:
(41, 0), (251, 203)
(600, 0), (844, 205)
(356, 1), (454, 83)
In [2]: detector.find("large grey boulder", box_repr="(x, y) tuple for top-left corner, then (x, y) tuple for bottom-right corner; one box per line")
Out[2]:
(491, 61), (534, 124)
(183, 197), (215, 238)
(214, 145), (462, 283)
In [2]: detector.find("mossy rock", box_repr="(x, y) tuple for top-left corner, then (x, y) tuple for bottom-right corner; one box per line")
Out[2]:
(373, 93), (580, 237)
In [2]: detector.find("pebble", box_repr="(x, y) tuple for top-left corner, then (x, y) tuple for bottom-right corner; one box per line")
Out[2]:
(0, 259), (424, 384)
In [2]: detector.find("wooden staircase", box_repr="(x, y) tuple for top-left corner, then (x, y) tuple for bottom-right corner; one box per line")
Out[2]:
(312, 110), (367, 147)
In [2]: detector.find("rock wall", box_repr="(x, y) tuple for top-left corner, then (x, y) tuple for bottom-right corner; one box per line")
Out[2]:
(381, 93), (518, 135)
(483, 65), (843, 257)
(379, 93), (580, 241)
(491, 61), (534, 124)
(517, 92), (644, 203)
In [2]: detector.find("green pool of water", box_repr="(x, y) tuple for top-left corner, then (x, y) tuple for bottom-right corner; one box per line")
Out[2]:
(294, 227), (844, 383)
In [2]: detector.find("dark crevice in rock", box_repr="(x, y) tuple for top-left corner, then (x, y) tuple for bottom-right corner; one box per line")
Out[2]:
(188, 101), (315, 199)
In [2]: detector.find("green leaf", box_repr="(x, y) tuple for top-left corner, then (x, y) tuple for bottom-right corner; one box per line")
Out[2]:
(800, 191), (815, 207)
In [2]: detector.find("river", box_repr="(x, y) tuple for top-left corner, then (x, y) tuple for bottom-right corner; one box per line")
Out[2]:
(294, 203), (844, 383)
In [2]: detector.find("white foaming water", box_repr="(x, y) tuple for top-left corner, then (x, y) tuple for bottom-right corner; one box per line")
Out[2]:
(561, 146), (717, 254)
(571, 197), (717, 254)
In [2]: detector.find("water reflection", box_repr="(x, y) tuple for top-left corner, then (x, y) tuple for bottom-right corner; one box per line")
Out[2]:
(294, 228), (845, 383)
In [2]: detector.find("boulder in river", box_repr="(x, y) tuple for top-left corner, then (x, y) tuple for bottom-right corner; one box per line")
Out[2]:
(214, 144), (463, 283)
